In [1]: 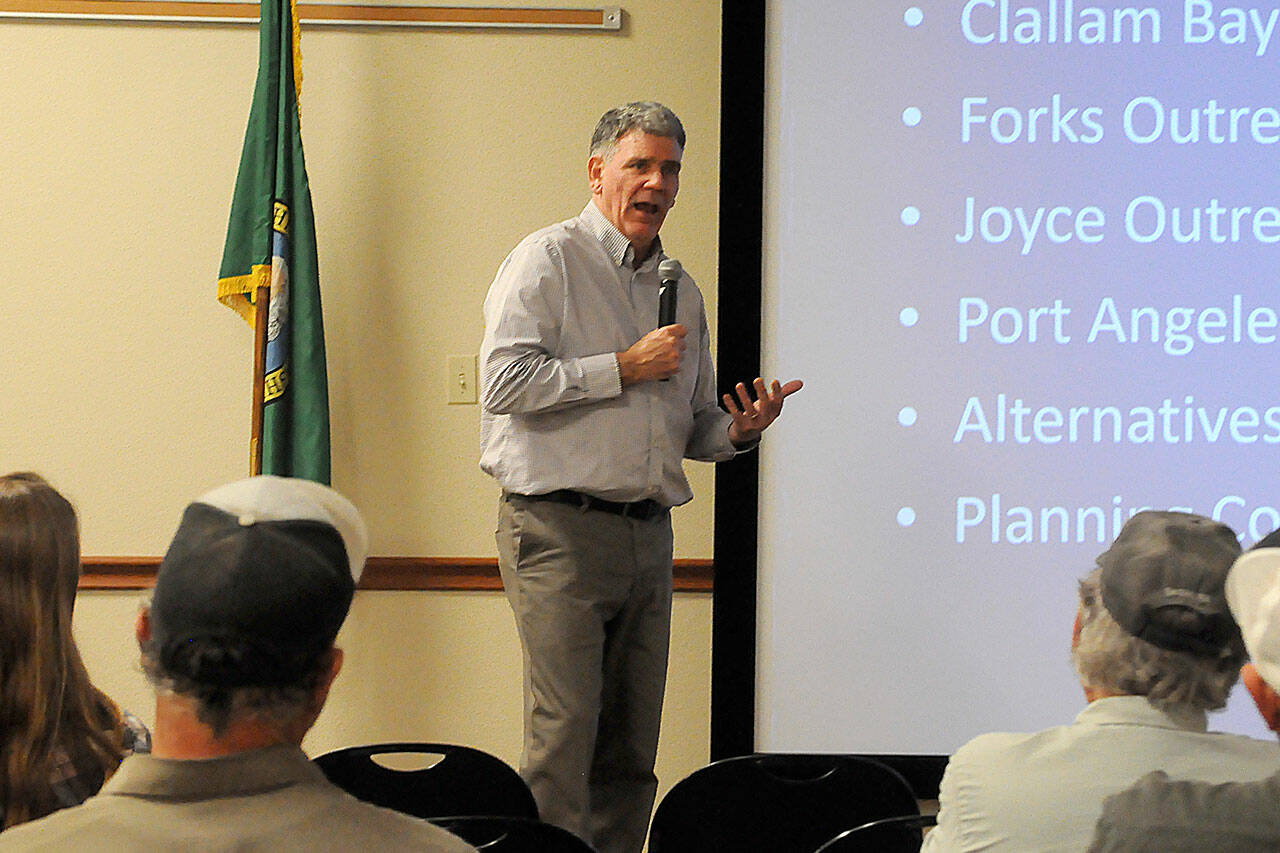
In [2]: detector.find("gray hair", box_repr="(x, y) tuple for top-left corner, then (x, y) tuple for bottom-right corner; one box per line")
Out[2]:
(1072, 569), (1243, 711)
(589, 101), (686, 162)
(140, 637), (328, 738)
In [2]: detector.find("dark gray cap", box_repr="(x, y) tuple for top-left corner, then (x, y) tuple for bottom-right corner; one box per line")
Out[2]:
(151, 476), (367, 687)
(1098, 511), (1243, 657)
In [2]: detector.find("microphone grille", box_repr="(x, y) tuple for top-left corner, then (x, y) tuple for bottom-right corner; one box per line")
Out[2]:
(658, 258), (683, 281)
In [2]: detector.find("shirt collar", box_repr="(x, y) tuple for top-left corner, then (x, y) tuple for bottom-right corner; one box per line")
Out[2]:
(580, 201), (664, 271)
(102, 744), (324, 800)
(1074, 694), (1208, 733)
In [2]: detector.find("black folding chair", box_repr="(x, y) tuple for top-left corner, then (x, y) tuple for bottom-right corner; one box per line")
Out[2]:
(647, 753), (921, 853)
(313, 742), (538, 821)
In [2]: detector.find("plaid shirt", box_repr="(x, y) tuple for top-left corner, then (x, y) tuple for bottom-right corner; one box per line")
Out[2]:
(46, 710), (152, 811)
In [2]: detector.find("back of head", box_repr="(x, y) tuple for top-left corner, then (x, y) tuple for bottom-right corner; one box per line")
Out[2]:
(589, 101), (686, 162)
(1073, 511), (1245, 711)
(0, 472), (122, 829)
(0, 472), (81, 651)
(143, 476), (367, 736)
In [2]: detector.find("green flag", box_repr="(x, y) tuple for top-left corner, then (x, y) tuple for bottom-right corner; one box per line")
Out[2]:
(217, 0), (330, 484)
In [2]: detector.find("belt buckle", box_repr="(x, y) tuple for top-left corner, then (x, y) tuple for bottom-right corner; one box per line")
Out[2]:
(558, 490), (591, 513)
(624, 500), (654, 520)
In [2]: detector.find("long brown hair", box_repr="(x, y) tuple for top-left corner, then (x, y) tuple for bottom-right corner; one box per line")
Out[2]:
(0, 473), (125, 829)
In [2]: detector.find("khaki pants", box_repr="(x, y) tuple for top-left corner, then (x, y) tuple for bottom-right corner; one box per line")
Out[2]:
(497, 494), (674, 853)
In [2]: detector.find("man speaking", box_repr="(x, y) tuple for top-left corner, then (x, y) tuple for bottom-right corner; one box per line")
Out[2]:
(479, 101), (800, 853)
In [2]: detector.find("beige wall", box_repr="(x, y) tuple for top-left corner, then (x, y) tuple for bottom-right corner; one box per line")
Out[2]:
(2, 0), (722, 807)
(74, 590), (711, 795)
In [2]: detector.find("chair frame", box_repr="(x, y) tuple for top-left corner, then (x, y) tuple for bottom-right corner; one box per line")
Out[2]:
(648, 752), (922, 853)
(814, 814), (939, 852)
(313, 742), (538, 821)
(430, 815), (596, 852)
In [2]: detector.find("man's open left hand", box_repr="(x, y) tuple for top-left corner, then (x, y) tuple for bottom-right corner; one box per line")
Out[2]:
(725, 377), (804, 446)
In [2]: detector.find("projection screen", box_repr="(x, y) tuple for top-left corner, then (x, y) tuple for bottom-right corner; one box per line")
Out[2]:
(756, 0), (1280, 753)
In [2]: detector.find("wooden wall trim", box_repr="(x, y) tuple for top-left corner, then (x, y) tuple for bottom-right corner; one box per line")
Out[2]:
(0, 1), (623, 29)
(81, 556), (714, 593)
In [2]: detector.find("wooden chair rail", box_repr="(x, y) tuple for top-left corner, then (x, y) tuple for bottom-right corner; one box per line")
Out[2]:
(0, 1), (622, 29)
(81, 555), (714, 592)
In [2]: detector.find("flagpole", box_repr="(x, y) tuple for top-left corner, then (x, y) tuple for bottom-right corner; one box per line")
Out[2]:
(221, 0), (330, 484)
(250, 282), (270, 475)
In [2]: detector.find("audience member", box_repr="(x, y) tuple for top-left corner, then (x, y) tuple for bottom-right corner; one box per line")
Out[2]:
(922, 511), (1280, 852)
(0, 475), (474, 851)
(0, 472), (149, 832)
(1090, 529), (1280, 852)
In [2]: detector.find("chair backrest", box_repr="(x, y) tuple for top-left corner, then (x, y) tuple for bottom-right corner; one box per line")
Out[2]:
(431, 816), (596, 852)
(313, 742), (538, 821)
(814, 814), (938, 853)
(647, 753), (920, 853)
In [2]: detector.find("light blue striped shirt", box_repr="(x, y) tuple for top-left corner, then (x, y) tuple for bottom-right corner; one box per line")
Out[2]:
(480, 202), (737, 507)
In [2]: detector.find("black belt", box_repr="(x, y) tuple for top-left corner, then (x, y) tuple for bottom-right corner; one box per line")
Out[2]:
(510, 489), (667, 521)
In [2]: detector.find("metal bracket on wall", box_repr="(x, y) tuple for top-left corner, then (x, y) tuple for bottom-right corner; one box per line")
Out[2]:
(0, 1), (622, 29)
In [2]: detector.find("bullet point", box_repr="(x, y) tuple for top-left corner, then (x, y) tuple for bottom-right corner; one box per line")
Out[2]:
(898, 407), (918, 427)
(904, 7), (923, 27)
(898, 507), (917, 527)
(901, 206), (920, 226)
(902, 107), (922, 127)
(899, 307), (919, 327)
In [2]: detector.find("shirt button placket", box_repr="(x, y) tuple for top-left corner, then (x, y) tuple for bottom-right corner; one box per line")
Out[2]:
(627, 267), (662, 494)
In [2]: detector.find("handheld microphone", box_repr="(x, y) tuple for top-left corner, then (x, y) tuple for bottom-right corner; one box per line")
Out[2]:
(657, 258), (682, 383)
(658, 258), (682, 327)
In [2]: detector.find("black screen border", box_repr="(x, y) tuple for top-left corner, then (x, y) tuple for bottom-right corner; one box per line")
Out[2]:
(712, 0), (767, 762)
(711, 3), (947, 796)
